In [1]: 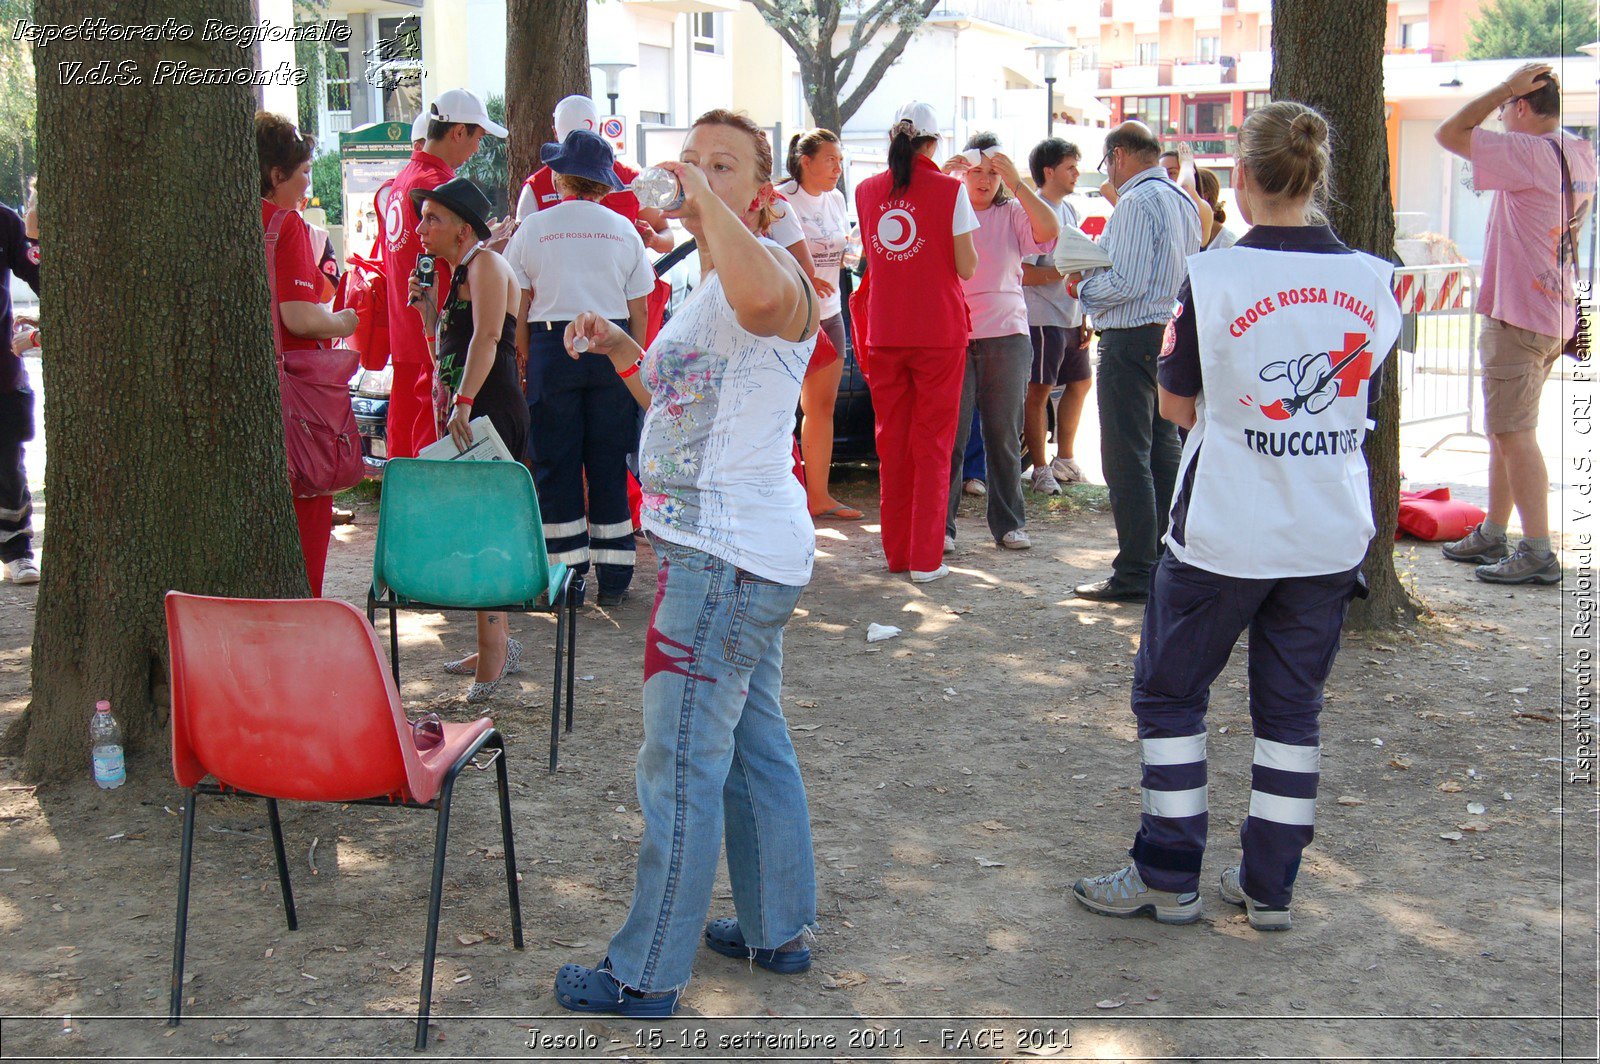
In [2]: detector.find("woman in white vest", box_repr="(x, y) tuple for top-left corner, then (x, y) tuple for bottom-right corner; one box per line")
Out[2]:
(1072, 101), (1401, 933)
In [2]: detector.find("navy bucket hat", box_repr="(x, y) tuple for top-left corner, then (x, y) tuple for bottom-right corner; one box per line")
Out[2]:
(540, 130), (624, 191)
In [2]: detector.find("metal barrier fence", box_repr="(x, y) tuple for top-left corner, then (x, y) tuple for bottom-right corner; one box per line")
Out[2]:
(1393, 263), (1485, 456)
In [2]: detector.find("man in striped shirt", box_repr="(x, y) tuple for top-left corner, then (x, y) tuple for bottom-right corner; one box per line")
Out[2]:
(1072, 121), (1201, 601)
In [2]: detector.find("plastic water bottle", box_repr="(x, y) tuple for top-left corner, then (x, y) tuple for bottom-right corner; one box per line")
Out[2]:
(631, 167), (684, 212)
(90, 701), (125, 790)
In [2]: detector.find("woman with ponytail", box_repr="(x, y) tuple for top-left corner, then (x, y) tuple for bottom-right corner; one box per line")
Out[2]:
(777, 128), (859, 520)
(853, 101), (979, 583)
(1073, 101), (1401, 934)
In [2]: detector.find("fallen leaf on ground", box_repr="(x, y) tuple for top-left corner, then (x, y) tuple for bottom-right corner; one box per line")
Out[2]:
(823, 970), (868, 989)
(549, 939), (588, 949)
(979, 820), (1010, 831)
(1439, 831), (1464, 841)
(1096, 997), (1126, 1009)
(793, 699), (819, 709)
(1337, 796), (1364, 806)
(456, 933), (486, 946)
(1439, 781), (1463, 793)
(1389, 756), (1411, 770)
(975, 857), (1005, 868)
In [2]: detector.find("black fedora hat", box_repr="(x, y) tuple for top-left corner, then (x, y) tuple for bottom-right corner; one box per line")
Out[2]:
(410, 177), (493, 240)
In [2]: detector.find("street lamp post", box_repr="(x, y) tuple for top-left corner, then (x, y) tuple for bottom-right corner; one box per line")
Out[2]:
(592, 61), (635, 116)
(1028, 44), (1069, 138)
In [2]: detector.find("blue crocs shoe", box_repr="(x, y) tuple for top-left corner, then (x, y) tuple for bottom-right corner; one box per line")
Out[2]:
(702, 918), (812, 973)
(553, 958), (680, 1018)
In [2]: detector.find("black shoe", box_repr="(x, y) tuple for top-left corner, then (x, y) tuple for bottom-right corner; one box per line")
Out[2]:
(597, 589), (629, 607)
(1074, 577), (1148, 602)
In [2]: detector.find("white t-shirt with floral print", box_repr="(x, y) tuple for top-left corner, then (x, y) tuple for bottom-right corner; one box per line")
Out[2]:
(638, 238), (817, 586)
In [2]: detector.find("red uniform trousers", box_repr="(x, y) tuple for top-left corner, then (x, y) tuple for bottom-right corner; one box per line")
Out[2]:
(386, 359), (438, 459)
(869, 344), (967, 573)
(292, 494), (334, 597)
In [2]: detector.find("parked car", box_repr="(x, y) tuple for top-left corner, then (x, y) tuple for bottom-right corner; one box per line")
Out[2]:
(353, 237), (878, 476)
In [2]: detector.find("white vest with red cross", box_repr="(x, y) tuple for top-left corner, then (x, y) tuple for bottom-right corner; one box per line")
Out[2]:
(1169, 246), (1401, 578)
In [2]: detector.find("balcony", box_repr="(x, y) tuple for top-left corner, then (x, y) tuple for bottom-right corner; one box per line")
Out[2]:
(1103, 61), (1169, 90)
(1384, 45), (1446, 66)
(1236, 49), (1271, 84)
(925, 0), (1070, 41)
(623, 0), (739, 12)
(1171, 56), (1234, 87)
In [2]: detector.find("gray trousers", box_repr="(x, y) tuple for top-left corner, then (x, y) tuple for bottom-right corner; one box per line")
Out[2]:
(1097, 324), (1181, 587)
(947, 333), (1031, 542)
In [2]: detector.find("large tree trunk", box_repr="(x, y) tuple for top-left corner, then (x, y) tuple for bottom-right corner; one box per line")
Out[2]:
(2, 0), (309, 780)
(1272, 0), (1417, 629)
(506, 0), (590, 204)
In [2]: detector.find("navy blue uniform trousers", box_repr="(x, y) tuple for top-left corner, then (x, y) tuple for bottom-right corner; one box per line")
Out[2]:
(1130, 552), (1363, 907)
(525, 324), (637, 598)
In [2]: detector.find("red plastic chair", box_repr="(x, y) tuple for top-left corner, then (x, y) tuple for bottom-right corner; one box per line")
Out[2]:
(164, 592), (523, 1051)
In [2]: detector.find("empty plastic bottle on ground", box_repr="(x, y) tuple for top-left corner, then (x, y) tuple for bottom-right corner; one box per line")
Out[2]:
(632, 167), (684, 212)
(90, 700), (124, 789)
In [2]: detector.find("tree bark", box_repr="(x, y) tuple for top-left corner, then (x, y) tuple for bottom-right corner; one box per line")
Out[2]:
(2, 0), (309, 780)
(1272, 0), (1417, 629)
(506, 0), (590, 204)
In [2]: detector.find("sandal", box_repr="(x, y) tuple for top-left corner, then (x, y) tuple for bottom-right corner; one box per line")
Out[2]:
(703, 918), (812, 974)
(811, 504), (863, 521)
(465, 638), (523, 705)
(553, 958), (680, 1017)
(445, 637), (524, 677)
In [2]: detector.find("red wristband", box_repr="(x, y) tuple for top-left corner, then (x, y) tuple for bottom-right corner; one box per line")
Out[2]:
(453, 394), (474, 407)
(618, 358), (643, 380)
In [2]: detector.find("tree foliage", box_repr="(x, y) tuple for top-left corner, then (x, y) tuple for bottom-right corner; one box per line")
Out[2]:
(457, 94), (511, 217)
(1467, 0), (1598, 59)
(0, 0), (37, 207)
(747, 0), (942, 134)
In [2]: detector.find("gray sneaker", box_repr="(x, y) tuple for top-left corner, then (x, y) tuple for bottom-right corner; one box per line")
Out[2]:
(1442, 524), (1509, 564)
(1476, 543), (1561, 586)
(1219, 866), (1292, 931)
(1072, 863), (1201, 925)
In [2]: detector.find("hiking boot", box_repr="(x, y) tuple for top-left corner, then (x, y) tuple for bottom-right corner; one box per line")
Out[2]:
(1476, 543), (1561, 586)
(1442, 524), (1509, 564)
(1219, 866), (1292, 931)
(1030, 466), (1062, 495)
(1072, 863), (1201, 925)
(1051, 457), (1085, 484)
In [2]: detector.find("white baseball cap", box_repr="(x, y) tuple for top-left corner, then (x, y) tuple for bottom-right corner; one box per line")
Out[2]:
(410, 110), (430, 144)
(553, 95), (600, 141)
(892, 101), (941, 139)
(427, 87), (508, 138)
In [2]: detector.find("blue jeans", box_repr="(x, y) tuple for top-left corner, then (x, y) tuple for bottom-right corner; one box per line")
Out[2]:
(605, 537), (817, 992)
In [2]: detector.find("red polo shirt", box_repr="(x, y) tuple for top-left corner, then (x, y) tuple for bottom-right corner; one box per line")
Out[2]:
(262, 200), (323, 353)
(382, 150), (455, 365)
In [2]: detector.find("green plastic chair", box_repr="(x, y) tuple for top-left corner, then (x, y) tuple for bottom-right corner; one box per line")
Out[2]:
(368, 458), (580, 772)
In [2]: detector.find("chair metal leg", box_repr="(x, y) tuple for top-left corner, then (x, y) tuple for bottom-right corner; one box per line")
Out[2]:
(388, 605), (402, 689)
(167, 791), (197, 1027)
(565, 576), (579, 733)
(493, 736), (525, 950)
(549, 590), (566, 775)
(265, 799), (298, 931)
(415, 779), (456, 1051)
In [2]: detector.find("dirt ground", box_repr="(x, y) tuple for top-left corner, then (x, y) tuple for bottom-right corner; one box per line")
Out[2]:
(0, 466), (1596, 1063)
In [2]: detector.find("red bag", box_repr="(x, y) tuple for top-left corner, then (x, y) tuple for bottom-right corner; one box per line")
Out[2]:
(265, 209), (364, 499)
(1397, 487), (1485, 542)
(334, 249), (390, 371)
